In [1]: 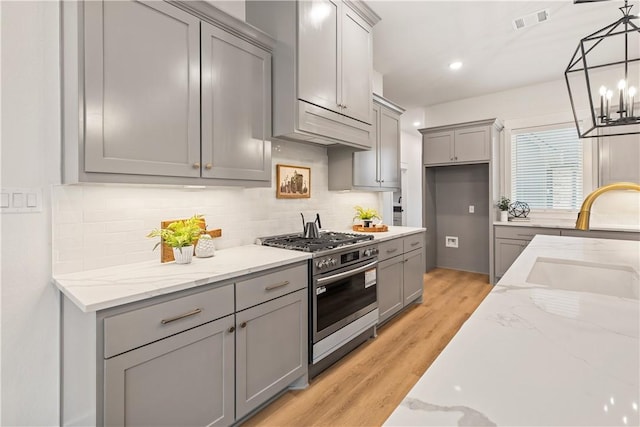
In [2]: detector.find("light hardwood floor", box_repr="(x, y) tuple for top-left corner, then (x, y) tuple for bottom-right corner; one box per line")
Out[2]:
(243, 268), (493, 427)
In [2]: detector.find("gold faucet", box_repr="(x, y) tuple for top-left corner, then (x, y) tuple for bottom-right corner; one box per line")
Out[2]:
(575, 182), (640, 230)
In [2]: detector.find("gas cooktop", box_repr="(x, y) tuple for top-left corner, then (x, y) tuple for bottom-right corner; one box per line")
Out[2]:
(258, 231), (373, 253)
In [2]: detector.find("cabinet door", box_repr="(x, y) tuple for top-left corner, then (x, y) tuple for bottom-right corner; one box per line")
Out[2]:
(599, 134), (640, 185)
(298, 0), (340, 113)
(84, 1), (201, 177)
(353, 104), (380, 187)
(423, 131), (454, 165)
(236, 289), (307, 419)
(104, 315), (235, 427)
(379, 106), (401, 189)
(340, 5), (373, 124)
(377, 255), (404, 324)
(454, 126), (489, 163)
(403, 249), (424, 305)
(201, 21), (272, 181)
(494, 238), (528, 279)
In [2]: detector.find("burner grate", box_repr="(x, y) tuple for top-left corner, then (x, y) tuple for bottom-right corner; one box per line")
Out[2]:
(260, 231), (373, 252)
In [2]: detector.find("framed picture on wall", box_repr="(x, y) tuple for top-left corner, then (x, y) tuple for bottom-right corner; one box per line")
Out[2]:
(276, 164), (310, 199)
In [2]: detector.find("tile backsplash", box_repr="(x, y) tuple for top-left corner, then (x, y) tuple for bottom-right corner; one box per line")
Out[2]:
(52, 140), (382, 274)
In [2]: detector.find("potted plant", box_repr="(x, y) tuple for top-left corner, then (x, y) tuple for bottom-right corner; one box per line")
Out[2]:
(353, 206), (381, 228)
(147, 214), (204, 264)
(497, 196), (510, 222)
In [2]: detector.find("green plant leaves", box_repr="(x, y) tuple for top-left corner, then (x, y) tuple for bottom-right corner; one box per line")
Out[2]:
(146, 214), (205, 250)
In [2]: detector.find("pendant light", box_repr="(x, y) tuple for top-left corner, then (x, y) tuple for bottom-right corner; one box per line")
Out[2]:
(565, 0), (639, 138)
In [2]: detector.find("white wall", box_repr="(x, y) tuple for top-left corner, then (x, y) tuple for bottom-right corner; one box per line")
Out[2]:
(1, 1), (61, 425)
(53, 140), (382, 274)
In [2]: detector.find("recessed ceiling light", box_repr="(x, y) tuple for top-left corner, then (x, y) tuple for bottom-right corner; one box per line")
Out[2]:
(449, 61), (463, 70)
(413, 121), (421, 127)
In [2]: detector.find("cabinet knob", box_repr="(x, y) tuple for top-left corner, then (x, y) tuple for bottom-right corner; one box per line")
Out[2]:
(342, 104), (347, 109)
(380, 179), (384, 183)
(193, 162), (200, 169)
(228, 326), (235, 333)
(454, 156), (458, 161)
(205, 163), (212, 170)
(240, 322), (247, 328)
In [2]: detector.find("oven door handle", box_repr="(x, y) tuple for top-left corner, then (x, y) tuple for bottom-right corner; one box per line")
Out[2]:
(316, 260), (377, 286)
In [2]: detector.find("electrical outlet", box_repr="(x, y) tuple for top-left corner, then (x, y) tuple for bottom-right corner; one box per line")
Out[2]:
(445, 236), (459, 248)
(469, 205), (475, 213)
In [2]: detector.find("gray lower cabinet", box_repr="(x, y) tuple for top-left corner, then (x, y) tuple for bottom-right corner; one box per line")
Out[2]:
(494, 225), (639, 280)
(104, 315), (235, 427)
(236, 289), (307, 419)
(63, 0), (274, 186)
(377, 232), (425, 325)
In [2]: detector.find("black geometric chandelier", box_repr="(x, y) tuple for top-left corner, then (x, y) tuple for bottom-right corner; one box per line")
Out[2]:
(565, 0), (639, 138)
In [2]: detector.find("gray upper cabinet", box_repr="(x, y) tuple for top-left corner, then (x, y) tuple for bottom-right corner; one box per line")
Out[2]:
(83, 0), (201, 177)
(246, 0), (380, 149)
(63, 0), (275, 186)
(328, 94), (404, 191)
(200, 21), (271, 182)
(599, 134), (640, 185)
(421, 121), (496, 166)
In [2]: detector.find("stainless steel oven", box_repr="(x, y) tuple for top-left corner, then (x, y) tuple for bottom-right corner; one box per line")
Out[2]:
(310, 244), (379, 375)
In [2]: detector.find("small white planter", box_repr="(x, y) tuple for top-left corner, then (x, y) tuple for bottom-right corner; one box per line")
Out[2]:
(173, 246), (194, 264)
(500, 211), (509, 222)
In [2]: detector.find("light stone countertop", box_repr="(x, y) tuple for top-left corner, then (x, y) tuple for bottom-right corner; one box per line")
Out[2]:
(347, 225), (426, 242)
(493, 219), (640, 232)
(384, 235), (639, 426)
(53, 245), (311, 313)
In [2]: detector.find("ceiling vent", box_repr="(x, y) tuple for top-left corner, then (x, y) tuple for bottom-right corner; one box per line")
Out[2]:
(512, 9), (550, 30)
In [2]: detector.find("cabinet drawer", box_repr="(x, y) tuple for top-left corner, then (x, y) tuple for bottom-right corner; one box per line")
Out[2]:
(103, 284), (234, 358)
(378, 238), (403, 261)
(403, 233), (424, 252)
(236, 264), (307, 311)
(494, 226), (560, 241)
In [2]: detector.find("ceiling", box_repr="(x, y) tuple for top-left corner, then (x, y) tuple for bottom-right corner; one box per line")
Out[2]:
(370, 0), (636, 109)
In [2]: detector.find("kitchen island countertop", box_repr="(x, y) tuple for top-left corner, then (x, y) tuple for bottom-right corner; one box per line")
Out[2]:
(385, 235), (639, 426)
(53, 245), (311, 312)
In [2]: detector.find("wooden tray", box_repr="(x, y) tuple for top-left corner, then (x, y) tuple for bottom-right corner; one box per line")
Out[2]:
(352, 224), (388, 232)
(160, 218), (222, 263)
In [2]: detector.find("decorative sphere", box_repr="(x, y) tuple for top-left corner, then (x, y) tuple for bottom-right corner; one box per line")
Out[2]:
(508, 201), (530, 218)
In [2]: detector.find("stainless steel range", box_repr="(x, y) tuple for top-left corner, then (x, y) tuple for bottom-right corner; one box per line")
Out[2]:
(258, 230), (379, 377)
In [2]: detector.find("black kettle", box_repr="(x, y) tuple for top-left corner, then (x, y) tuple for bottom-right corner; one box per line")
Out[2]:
(301, 213), (321, 239)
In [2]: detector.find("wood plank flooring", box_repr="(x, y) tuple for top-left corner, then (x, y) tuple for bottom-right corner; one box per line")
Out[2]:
(243, 268), (493, 427)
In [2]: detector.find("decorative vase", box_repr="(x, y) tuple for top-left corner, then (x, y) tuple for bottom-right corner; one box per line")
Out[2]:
(500, 211), (508, 222)
(173, 245), (194, 264)
(363, 219), (373, 228)
(195, 235), (216, 258)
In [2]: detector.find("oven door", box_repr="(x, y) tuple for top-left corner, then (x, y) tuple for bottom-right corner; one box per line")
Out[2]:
(312, 259), (377, 343)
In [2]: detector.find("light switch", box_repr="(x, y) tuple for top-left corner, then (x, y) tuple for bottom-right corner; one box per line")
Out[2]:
(1, 193), (9, 208)
(13, 193), (24, 208)
(27, 193), (38, 208)
(469, 205), (475, 213)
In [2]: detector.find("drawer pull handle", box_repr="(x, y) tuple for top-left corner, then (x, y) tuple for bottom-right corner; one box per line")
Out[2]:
(387, 248), (399, 253)
(265, 280), (290, 291)
(240, 322), (247, 328)
(160, 308), (202, 325)
(410, 241), (420, 246)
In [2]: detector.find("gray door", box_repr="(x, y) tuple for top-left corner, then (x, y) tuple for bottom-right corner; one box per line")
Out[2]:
(424, 131), (453, 165)
(235, 289), (307, 419)
(84, 0), (201, 177)
(377, 256), (404, 324)
(104, 315), (235, 426)
(454, 126), (489, 163)
(403, 249), (424, 305)
(353, 104), (379, 187)
(297, 0), (340, 113)
(340, 5), (372, 124)
(201, 21), (272, 181)
(379, 106), (401, 188)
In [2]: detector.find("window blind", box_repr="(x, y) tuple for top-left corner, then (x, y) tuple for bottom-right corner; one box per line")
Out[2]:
(511, 126), (583, 210)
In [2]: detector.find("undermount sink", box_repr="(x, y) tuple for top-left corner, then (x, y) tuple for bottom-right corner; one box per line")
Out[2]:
(526, 257), (639, 300)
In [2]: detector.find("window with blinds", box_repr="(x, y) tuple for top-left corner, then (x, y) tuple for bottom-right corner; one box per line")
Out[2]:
(511, 126), (583, 210)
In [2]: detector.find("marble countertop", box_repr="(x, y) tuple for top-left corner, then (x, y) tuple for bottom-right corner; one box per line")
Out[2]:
(53, 245), (311, 313)
(347, 225), (426, 242)
(385, 235), (639, 426)
(493, 220), (640, 233)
